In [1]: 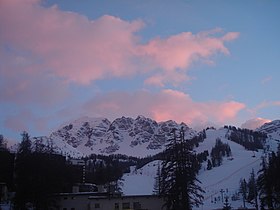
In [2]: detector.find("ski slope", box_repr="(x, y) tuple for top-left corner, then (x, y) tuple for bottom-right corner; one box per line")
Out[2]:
(122, 128), (266, 210)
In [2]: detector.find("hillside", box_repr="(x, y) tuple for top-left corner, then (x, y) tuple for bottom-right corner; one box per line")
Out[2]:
(121, 127), (279, 210)
(195, 128), (262, 209)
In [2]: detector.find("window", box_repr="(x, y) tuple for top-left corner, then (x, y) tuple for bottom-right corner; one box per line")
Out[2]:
(114, 203), (119, 210)
(95, 203), (100, 209)
(122, 202), (130, 209)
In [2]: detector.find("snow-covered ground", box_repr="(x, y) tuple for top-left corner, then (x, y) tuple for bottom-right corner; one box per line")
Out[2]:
(121, 128), (271, 210)
(195, 128), (262, 209)
(122, 161), (159, 195)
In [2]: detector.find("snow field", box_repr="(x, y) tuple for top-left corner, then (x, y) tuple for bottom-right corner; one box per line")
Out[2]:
(122, 128), (265, 210)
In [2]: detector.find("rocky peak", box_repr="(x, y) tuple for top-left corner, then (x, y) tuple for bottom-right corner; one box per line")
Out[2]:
(257, 120), (280, 133)
(50, 117), (111, 148)
(43, 116), (197, 157)
(109, 116), (134, 131)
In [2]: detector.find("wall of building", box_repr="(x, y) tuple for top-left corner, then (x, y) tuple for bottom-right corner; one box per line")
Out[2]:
(55, 193), (165, 210)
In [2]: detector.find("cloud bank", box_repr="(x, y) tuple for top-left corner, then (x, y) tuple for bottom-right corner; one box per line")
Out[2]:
(0, 0), (243, 136)
(241, 118), (271, 130)
(82, 90), (245, 127)
(0, 0), (239, 87)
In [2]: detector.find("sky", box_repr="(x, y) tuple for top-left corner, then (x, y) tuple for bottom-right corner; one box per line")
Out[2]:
(1, 0), (280, 141)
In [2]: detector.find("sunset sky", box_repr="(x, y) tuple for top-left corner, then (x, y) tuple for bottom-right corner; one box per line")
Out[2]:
(1, 0), (280, 140)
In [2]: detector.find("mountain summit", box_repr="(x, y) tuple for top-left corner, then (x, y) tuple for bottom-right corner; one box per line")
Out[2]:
(37, 116), (196, 157)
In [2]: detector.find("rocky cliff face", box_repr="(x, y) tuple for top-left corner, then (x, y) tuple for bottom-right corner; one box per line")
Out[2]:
(48, 116), (196, 156)
(257, 120), (280, 145)
(257, 120), (280, 134)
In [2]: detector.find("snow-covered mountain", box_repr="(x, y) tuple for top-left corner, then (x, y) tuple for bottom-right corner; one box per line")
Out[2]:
(9, 116), (280, 209)
(12, 117), (280, 160)
(257, 120), (280, 152)
(34, 116), (196, 157)
(257, 120), (280, 136)
(122, 126), (279, 210)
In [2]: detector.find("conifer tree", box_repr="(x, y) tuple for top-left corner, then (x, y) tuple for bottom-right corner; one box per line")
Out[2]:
(14, 131), (33, 209)
(14, 131), (75, 209)
(258, 152), (280, 209)
(160, 127), (204, 210)
(239, 178), (247, 208)
(247, 169), (258, 210)
(0, 134), (7, 150)
(17, 131), (32, 155)
(0, 136), (14, 192)
(258, 157), (274, 210)
(153, 162), (161, 195)
(207, 159), (212, 170)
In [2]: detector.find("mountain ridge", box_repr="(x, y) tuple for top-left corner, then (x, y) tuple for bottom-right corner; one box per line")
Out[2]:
(9, 117), (279, 158)
(32, 115), (197, 157)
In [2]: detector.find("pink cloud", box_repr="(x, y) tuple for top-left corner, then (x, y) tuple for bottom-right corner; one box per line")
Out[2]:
(141, 31), (239, 86)
(4, 109), (48, 133)
(141, 31), (236, 70)
(5, 116), (29, 133)
(0, 0), (242, 134)
(241, 118), (271, 130)
(0, 50), (69, 106)
(81, 90), (245, 127)
(150, 90), (245, 125)
(221, 32), (240, 41)
(0, 0), (239, 88)
(4, 89), (246, 134)
(0, 1), (144, 85)
(215, 101), (246, 122)
(248, 101), (280, 115)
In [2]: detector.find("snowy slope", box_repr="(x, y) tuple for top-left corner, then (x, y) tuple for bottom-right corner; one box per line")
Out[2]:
(195, 128), (262, 209)
(122, 161), (159, 195)
(121, 127), (268, 210)
(32, 136), (84, 158)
